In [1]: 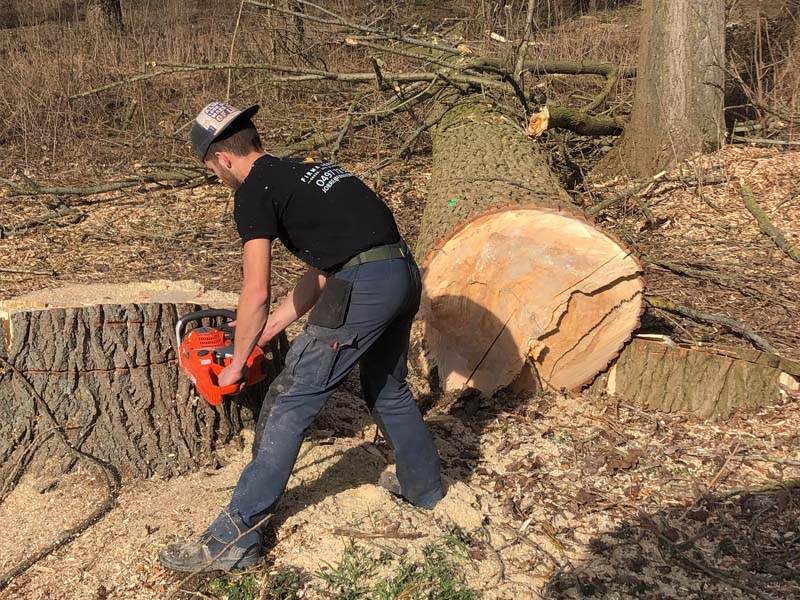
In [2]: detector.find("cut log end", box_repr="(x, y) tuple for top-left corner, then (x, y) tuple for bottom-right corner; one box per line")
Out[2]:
(420, 206), (644, 396)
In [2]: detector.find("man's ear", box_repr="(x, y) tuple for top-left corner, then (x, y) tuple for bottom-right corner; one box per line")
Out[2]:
(211, 151), (233, 169)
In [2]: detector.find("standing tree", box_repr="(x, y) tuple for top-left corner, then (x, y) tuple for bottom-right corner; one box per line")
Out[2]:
(87, 0), (123, 33)
(598, 0), (725, 178)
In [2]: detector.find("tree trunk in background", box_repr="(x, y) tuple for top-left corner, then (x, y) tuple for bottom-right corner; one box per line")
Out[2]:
(87, 0), (123, 32)
(597, 0), (725, 178)
(0, 302), (287, 485)
(415, 97), (644, 398)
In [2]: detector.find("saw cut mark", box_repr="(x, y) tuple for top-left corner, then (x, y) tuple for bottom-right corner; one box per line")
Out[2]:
(464, 309), (517, 389)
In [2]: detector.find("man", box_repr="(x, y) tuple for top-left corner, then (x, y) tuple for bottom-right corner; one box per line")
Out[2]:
(159, 101), (444, 572)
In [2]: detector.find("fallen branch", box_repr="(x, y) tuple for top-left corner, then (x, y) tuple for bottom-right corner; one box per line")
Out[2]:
(473, 57), (635, 79)
(731, 135), (800, 147)
(645, 296), (776, 353)
(0, 266), (57, 276)
(741, 182), (800, 264)
(720, 478), (800, 499)
(71, 62), (505, 101)
(0, 206), (82, 239)
(0, 171), (210, 197)
(546, 104), (625, 137)
(643, 256), (796, 310)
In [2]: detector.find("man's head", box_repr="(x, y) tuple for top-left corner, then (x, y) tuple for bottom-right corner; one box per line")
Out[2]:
(190, 101), (264, 189)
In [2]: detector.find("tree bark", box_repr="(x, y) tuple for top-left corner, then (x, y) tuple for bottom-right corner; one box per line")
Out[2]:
(589, 337), (800, 418)
(0, 302), (287, 484)
(86, 0), (123, 32)
(415, 97), (644, 397)
(597, 0), (725, 178)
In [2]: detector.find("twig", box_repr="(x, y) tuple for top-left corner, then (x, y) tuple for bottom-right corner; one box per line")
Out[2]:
(331, 526), (425, 540)
(0, 358), (121, 593)
(743, 455), (800, 468)
(639, 512), (776, 600)
(645, 296), (776, 353)
(514, 0), (537, 81)
(246, 0), (463, 57)
(720, 478), (800, 499)
(586, 170), (667, 216)
(363, 97), (453, 174)
(0, 266), (57, 276)
(741, 182), (800, 263)
(581, 68), (619, 113)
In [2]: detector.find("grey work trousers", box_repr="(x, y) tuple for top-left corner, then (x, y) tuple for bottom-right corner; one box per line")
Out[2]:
(207, 252), (444, 549)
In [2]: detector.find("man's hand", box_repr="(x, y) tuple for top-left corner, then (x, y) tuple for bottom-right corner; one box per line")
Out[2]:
(218, 363), (246, 390)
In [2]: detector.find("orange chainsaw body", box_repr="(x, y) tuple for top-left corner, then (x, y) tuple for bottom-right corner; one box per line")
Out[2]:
(176, 310), (267, 406)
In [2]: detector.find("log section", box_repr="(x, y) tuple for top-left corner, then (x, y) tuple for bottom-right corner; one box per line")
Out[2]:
(590, 336), (800, 418)
(416, 98), (644, 396)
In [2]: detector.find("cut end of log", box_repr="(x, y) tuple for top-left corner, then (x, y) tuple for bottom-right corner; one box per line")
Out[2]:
(420, 206), (644, 396)
(0, 280), (238, 352)
(526, 106), (550, 137)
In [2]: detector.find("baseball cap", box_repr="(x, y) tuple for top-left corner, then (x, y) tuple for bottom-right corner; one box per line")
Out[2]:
(190, 101), (260, 161)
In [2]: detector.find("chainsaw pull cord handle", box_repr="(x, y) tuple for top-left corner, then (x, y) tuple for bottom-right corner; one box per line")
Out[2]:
(175, 309), (237, 348)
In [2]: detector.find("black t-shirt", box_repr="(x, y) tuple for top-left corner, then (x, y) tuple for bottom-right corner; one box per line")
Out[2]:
(233, 155), (400, 271)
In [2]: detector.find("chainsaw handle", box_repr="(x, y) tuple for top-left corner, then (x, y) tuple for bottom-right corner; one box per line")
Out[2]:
(175, 309), (237, 347)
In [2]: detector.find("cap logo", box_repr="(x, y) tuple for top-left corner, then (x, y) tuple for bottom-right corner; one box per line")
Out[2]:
(196, 102), (239, 134)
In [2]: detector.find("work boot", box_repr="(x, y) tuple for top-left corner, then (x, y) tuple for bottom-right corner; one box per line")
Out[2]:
(159, 511), (263, 573)
(379, 469), (443, 510)
(158, 530), (262, 573)
(378, 470), (404, 498)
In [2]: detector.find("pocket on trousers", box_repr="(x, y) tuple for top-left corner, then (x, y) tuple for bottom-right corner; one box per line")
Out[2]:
(294, 324), (357, 388)
(308, 278), (353, 329)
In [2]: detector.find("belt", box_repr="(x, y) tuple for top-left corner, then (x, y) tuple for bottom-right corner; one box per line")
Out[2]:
(340, 241), (407, 270)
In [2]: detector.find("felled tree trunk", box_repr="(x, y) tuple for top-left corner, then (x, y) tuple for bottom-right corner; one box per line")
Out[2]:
(0, 301), (287, 484)
(415, 98), (644, 397)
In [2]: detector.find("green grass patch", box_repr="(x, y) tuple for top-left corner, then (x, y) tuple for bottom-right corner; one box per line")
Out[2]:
(315, 527), (479, 600)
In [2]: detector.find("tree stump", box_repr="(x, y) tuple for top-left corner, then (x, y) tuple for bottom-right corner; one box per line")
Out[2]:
(0, 283), (287, 486)
(415, 98), (644, 397)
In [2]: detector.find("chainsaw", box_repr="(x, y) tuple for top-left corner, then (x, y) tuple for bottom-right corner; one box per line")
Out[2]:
(175, 309), (267, 406)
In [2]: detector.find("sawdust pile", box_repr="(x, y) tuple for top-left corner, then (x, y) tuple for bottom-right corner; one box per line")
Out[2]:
(2, 377), (799, 599)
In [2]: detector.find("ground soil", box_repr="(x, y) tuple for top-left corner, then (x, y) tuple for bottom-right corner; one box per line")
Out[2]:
(2, 114), (800, 600)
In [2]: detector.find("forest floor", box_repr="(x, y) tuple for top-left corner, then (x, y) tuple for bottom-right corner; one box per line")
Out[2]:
(1, 145), (800, 599)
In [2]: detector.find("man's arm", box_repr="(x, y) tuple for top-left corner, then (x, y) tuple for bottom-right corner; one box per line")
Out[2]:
(218, 238), (271, 387)
(257, 266), (328, 346)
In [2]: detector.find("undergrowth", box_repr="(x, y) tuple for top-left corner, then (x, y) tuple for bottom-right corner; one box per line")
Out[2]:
(201, 527), (478, 600)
